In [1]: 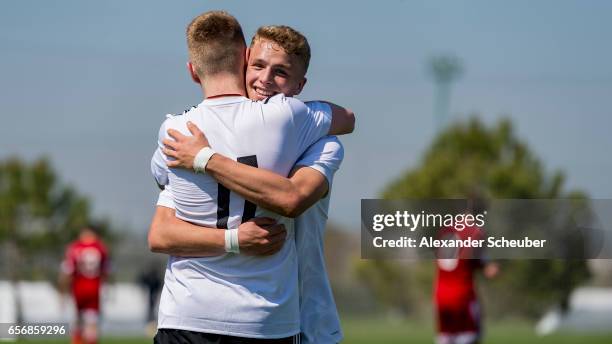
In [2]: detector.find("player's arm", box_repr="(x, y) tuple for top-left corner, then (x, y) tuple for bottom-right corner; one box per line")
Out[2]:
(208, 158), (328, 218)
(319, 101), (355, 135)
(151, 118), (172, 188)
(162, 122), (329, 218)
(148, 205), (287, 256)
(148, 206), (225, 257)
(58, 250), (73, 294)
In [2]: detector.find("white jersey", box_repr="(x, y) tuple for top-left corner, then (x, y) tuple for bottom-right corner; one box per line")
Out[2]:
(150, 94), (332, 338)
(293, 136), (344, 344)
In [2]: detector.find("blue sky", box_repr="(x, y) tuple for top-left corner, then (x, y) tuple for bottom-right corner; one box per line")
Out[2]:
(2, 1), (611, 233)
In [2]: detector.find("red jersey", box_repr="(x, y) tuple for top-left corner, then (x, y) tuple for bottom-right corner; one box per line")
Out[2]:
(61, 238), (108, 310)
(434, 225), (484, 335)
(435, 225), (484, 304)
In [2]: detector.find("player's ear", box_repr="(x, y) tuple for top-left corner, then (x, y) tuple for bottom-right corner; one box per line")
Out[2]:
(187, 62), (201, 84)
(294, 77), (307, 95)
(245, 46), (251, 65)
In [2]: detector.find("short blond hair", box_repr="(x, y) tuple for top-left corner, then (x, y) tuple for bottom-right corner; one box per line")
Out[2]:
(186, 11), (246, 77)
(251, 25), (311, 73)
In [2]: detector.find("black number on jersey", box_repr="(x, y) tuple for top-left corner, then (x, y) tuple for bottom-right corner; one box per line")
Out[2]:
(216, 155), (258, 229)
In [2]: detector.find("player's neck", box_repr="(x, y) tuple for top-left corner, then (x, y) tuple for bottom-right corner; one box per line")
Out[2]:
(200, 73), (247, 99)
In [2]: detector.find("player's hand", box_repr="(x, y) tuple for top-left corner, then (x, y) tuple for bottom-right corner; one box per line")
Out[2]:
(163, 121), (210, 169)
(238, 217), (287, 256)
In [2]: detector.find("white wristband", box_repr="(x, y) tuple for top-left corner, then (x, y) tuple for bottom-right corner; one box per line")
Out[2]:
(224, 228), (240, 253)
(193, 147), (216, 173)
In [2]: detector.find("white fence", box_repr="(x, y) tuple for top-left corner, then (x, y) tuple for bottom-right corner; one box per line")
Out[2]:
(0, 280), (151, 335)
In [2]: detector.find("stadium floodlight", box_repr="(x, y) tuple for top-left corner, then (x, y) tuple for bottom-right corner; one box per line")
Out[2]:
(427, 54), (463, 131)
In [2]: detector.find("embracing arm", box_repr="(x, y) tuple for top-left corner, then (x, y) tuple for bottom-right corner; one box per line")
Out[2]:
(322, 101), (355, 135)
(148, 206), (287, 256)
(148, 206), (225, 257)
(207, 156), (328, 218)
(163, 122), (329, 218)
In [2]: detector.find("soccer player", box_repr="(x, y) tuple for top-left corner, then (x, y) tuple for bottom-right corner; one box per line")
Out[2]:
(149, 12), (352, 343)
(59, 225), (109, 344)
(152, 25), (346, 344)
(434, 200), (498, 344)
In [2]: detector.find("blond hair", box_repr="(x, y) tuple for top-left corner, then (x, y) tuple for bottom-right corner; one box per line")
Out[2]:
(186, 11), (246, 77)
(251, 25), (311, 73)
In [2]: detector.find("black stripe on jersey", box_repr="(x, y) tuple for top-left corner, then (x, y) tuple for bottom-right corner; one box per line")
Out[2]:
(237, 155), (259, 223)
(216, 184), (230, 229)
(264, 96), (271, 104)
(216, 155), (259, 228)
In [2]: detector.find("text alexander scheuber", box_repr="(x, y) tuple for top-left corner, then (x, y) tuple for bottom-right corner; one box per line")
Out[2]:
(370, 210), (546, 249)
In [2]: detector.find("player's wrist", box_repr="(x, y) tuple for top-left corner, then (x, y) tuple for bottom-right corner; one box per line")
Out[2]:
(193, 147), (216, 173)
(224, 228), (240, 253)
(204, 152), (221, 174)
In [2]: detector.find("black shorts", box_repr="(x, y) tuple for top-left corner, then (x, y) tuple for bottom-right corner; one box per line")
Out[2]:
(154, 329), (301, 344)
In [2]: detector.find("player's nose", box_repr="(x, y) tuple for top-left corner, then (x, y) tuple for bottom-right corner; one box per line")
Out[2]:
(260, 68), (274, 85)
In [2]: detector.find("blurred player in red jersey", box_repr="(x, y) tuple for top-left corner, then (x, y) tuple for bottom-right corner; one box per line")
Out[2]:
(59, 225), (109, 344)
(434, 198), (499, 344)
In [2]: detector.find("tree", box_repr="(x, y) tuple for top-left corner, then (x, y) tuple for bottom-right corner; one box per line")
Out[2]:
(0, 157), (112, 322)
(356, 117), (590, 318)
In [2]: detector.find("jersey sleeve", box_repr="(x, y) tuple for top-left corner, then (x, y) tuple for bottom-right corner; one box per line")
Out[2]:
(157, 186), (176, 209)
(286, 97), (333, 153)
(151, 117), (171, 187)
(294, 136), (344, 186)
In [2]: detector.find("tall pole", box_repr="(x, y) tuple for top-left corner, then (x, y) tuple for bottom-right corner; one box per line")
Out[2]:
(428, 54), (463, 131)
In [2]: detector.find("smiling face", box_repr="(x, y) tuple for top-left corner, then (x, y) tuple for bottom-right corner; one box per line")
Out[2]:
(245, 38), (307, 101)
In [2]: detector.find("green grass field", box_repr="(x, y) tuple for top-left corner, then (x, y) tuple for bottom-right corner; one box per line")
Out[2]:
(15, 318), (612, 343)
(341, 318), (612, 344)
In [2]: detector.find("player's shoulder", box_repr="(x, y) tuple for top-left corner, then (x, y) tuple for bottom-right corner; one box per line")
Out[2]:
(164, 104), (197, 120)
(159, 104), (199, 129)
(261, 94), (312, 111)
(261, 93), (290, 105)
(266, 95), (332, 122)
(249, 94), (301, 125)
